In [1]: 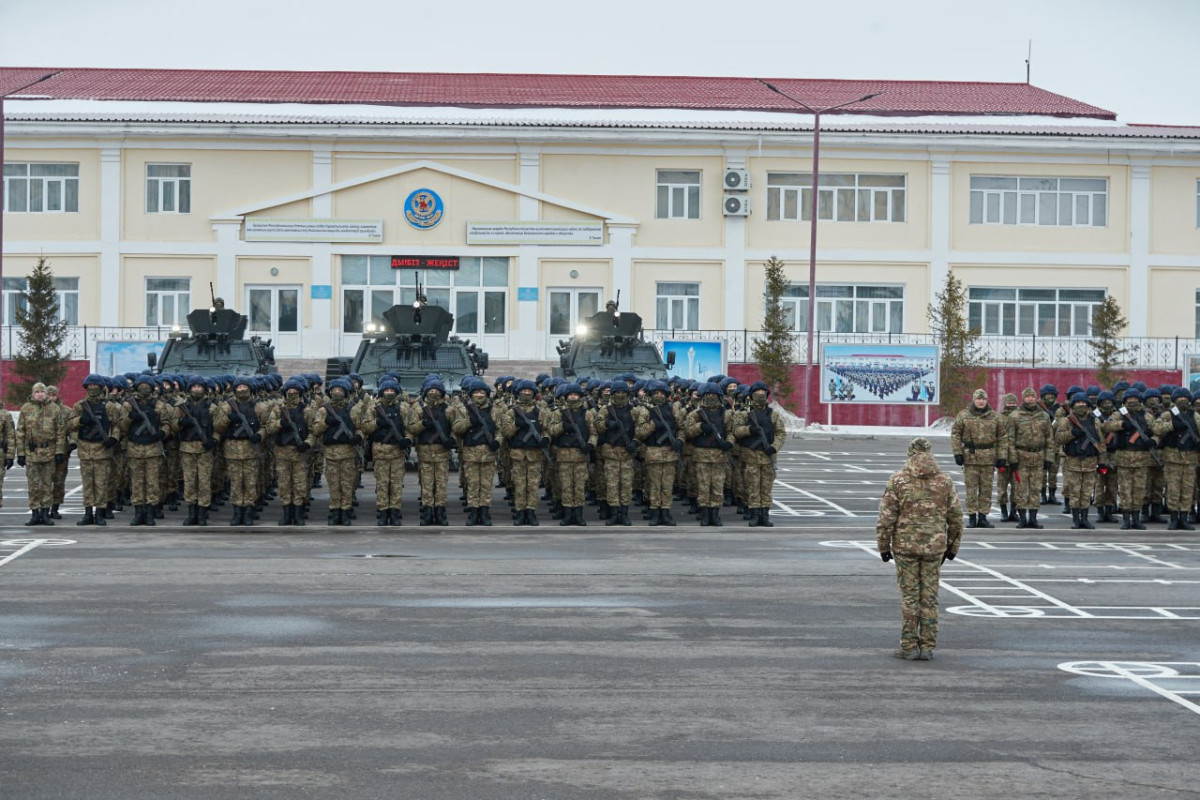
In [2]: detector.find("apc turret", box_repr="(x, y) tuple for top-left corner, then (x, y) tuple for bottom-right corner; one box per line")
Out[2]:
(553, 300), (673, 381)
(148, 305), (277, 376)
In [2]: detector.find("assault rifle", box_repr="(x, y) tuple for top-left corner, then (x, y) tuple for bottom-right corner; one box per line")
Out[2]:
(513, 404), (552, 459)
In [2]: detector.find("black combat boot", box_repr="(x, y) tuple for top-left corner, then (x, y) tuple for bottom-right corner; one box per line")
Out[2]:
(710, 507), (724, 527)
(278, 505), (292, 526)
(129, 505), (145, 526)
(526, 509), (540, 526)
(699, 508), (713, 527)
(1077, 508), (1094, 529)
(478, 507), (492, 527)
(76, 507), (95, 526)
(284, 506), (297, 526)
(1039, 487), (1049, 504)
(999, 502), (1009, 522)
(1179, 510), (1196, 531)
(759, 508), (774, 528)
(1047, 488), (1058, 505)
(597, 501), (612, 520)
(1016, 509), (1028, 528)
(1027, 509), (1043, 529)
(25, 509), (41, 526)
(94, 506), (107, 526)
(648, 508), (663, 527)
(1062, 497), (1070, 515)
(660, 508), (677, 527)
(182, 504), (198, 526)
(1070, 509), (1082, 529)
(377, 509), (390, 526)
(619, 505), (632, 526)
(50, 505), (62, 520)
(976, 513), (993, 529)
(153, 503), (164, 520)
(1006, 504), (1020, 522)
(967, 513), (978, 528)
(1119, 511), (1132, 530)
(1131, 510), (1146, 530)
(1147, 503), (1164, 523)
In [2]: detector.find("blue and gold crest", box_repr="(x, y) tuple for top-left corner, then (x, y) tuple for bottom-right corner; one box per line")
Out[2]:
(404, 188), (444, 230)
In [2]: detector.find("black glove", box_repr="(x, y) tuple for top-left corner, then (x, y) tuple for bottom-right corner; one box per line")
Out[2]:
(351, 434), (363, 446)
(625, 442), (638, 455)
(203, 438), (217, 452)
(2, 459), (11, 470)
(68, 443), (77, 453)
(942, 550), (956, 564)
(540, 436), (550, 447)
(17, 456), (26, 468)
(54, 453), (64, 465)
(249, 433), (262, 444)
(155, 430), (167, 441)
(671, 439), (683, 453)
(1044, 461), (1053, 471)
(399, 438), (412, 449)
(995, 459), (1007, 469)
(954, 454), (964, 466)
(488, 439), (501, 452)
(765, 445), (777, 456)
(296, 441), (310, 453)
(881, 551), (893, 563)
(178, 416), (194, 429)
(103, 437), (118, 449)
(718, 440), (733, 451)
(605, 419), (620, 431)
(581, 442), (594, 455)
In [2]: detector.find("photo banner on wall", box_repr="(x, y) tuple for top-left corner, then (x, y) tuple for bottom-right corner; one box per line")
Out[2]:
(662, 340), (726, 382)
(820, 343), (940, 404)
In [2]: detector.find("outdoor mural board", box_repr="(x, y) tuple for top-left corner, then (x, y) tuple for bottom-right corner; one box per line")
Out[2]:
(820, 343), (940, 404)
(662, 340), (726, 382)
(94, 341), (164, 376)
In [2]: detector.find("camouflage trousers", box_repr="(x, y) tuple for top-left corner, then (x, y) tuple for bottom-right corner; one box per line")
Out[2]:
(461, 450), (494, 509)
(996, 466), (1015, 507)
(553, 449), (588, 508)
(0, 461), (8, 508)
(53, 453), (69, 505)
(274, 446), (310, 506)
(180, 450), (214, 507)
(1045, 451), (1061, 491)
(1146, 465), (1166, 506)
(324, 452), (358, 511)
(226, 458), (259, 507)
(600, 445), (634, 506)
(127, 455), (163, 506)
(26, 459), (56, 509)
(1097, 464), (1118, 506)
(1162, 456), (1198, 512)
(692, 449), (727, 507)
(509, 448), (543, 511)
(416, 446), (451, 508)
(894, 554), (943, 652)
(1062, 457), (1098, 510)
(741, 450), (775, 508)
(642, 448), (677, 510)
(1117, 464), (1149, 513)
(1012, 455), (1046, 510)
(962, 464), (995, 514)
(78, 456), (112, 508)
(374, 455), (407, 510)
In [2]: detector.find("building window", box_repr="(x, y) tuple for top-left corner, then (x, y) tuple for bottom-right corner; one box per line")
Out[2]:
(146, 278), (191, 326)
(2, 163), (79, 213)
(1194, 290), (1200, 339)
(969, 176), (1107, 227)
(781, 284), (903, 334)
(2, 276), (79, 325)
(968, 287), (1105, 336)
(341, 255), (507, 336)
(146, 164), (191, 214)
(655, 282), (700, 330)
(766, 173), (906, 222)
(656, 170), (701, 219)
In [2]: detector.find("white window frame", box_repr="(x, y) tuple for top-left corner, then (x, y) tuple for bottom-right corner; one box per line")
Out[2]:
(780, 284), (904, 334)
(1195, 180), (1199, 229)
(655, 282), (700, 330)
(146, 164), (191, 214)
(145, 278), (192, 327)
(968, 287), (1106, 337)
(2, 277), (79, 325)
(766, 172), (906, 223)
(341, 255), (508, 336)
(655, 169), (701, 220)
(969, 176), (1108, 227)
(3, 162), (80, 213)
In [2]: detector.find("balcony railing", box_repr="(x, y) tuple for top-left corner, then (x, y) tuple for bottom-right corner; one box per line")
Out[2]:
(641, 329), (1199, 371)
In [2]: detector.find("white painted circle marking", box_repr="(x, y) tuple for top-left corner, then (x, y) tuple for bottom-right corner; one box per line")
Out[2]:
(1, 538), (76, 547)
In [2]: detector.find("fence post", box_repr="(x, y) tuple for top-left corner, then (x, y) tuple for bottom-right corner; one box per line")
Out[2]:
(82, 326), (88, 359)
(1175, 336), (1179, 371)
(1031, 332), (1036, 370)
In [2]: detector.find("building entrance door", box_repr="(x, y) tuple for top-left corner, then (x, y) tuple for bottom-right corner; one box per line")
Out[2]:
(246, 285), (301, 357)
(546, 287), (601, 358)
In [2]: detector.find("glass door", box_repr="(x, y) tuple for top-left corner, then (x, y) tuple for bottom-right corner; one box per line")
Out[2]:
(246, 285), (301, 357)
(547, 287), (601, 357)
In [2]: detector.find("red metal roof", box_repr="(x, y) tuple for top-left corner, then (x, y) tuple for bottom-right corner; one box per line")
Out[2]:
(0, 67), (1117, 119)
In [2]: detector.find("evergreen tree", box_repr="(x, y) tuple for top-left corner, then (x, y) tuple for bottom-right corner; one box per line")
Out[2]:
(6, 257), (69, 407)
(1089, 295), (1135, 388)
(751, 256), (797, 408)
(927, 270), (984, 417)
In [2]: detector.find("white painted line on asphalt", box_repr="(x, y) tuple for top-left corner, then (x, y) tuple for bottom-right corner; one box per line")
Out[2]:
(1059, 661), (1200, 717)
(774, 481), (856, 517)
(0, 538), (76, 567)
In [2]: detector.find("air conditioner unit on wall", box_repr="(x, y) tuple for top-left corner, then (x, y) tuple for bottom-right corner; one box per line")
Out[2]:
(723, 194), (751, 216)
(723, 168), (751, 191)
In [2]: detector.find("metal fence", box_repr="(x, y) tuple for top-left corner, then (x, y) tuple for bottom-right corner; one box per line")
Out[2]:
(642, 329), (1200, 371)
(1, 325), (168, 360)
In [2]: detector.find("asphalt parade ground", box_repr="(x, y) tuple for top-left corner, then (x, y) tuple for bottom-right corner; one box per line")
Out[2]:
(1, 437), (1198, 799)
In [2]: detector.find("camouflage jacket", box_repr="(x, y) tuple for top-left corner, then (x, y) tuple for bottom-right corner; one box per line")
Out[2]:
(876, 452), (963, 558)
(1007, 405), (1055, 463)
(950, 406), (1009, 466)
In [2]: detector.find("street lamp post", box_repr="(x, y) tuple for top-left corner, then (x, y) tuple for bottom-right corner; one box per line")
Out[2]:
(760, 83), (880, 425)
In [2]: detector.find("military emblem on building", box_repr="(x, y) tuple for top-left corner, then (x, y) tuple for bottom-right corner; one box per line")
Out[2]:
(404, 188), (444, 229)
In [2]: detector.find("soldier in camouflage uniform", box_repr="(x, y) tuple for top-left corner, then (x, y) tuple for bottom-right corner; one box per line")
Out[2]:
(950, 388), (1009, 528)
(176, 377), (219, 526)
(876, 437), (963, 661)
(1094, 390), (1120, 522)
(214, 378), (265, 526)
(119, 376), (172, 527)
(1053, 393), (1106, 530)
(1141, 387), (1167, 522)
(730, 381), (785, 528)
(544, 382), (594, 527)
(0, 402), (15, 511)
(449, 378), (501, 526)
(1151, 387), (1200, 530)
(996, 393), (1019, 521)
(407, 379), (455, 526)
(263, 377), (319, 526)
(317, 378), (361, 526)
(17, 382), (68, 525)
(499, 379), (546, 526)
(1037, 384), (1063, 507)
(362, 377), (412, 526)
(69, 374), (122, 526)
(683, 382), (734, 526)
(590, 382), (644, 527)
(1007, 387), (1055, 529)
(1101, 388), (1158, 530)
(635, 380), (683, 527)
(46, 386), (72, 519)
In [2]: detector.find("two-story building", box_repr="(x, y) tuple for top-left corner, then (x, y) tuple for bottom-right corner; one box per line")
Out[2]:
(3, 68), (1199, 371)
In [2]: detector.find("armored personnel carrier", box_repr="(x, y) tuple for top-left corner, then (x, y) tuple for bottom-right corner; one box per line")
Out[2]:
(553, 306), (673, 381)
(148, 307), (278, 376)
(328, 301), (488, 393)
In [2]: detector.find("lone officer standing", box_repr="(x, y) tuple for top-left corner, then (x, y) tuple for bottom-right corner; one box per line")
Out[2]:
(69, 374), (122, 526)
(877, 437), (963, 661)
(1007, 387), (1055, 529)
(17, 382), (67, 525)
(951, 388), (1009, 528)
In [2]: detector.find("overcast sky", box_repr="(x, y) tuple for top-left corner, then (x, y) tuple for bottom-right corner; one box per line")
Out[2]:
(2, 0), (1197, 125)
